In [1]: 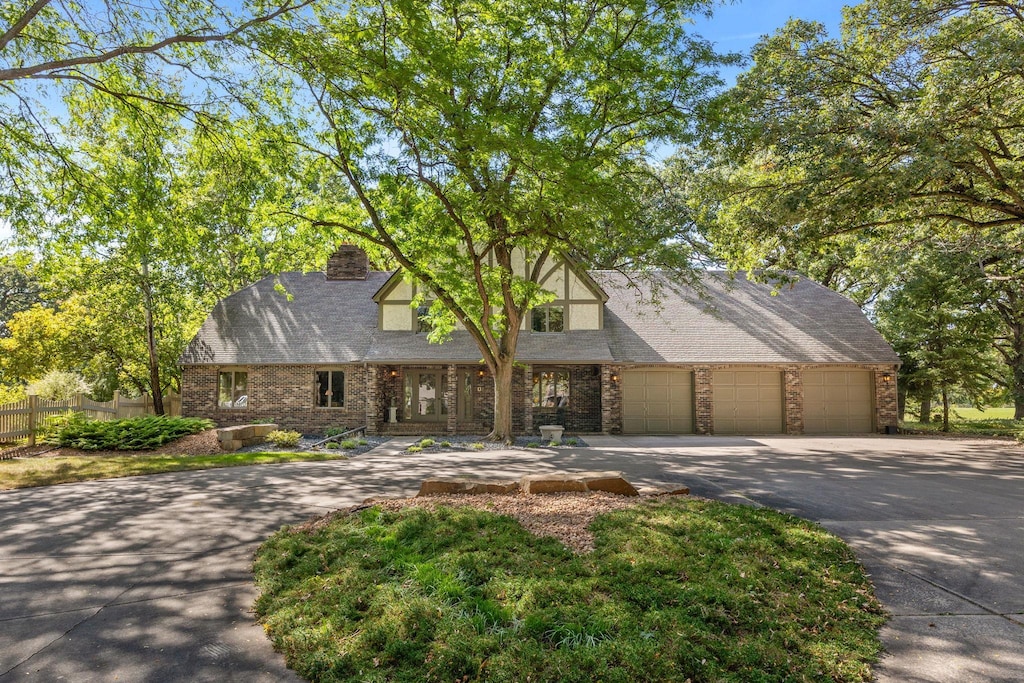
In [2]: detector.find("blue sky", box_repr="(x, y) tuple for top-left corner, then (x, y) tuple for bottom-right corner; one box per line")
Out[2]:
(692, 0), (850, 83)
(0, 0), (853, 248)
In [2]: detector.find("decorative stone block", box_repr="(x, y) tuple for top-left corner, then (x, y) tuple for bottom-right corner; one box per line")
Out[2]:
(579, 471), (640, 496)
(216, 423), (278, 451)
(520, 474), (588, 494)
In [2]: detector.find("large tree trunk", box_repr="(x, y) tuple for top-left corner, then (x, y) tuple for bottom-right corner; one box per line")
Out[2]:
(140, 260), (165, 416)
(941, 387), (950, 432)
(1012, 345), (1024, 420)
(488, 356), (516, 444)
(919, 380), (933, 423)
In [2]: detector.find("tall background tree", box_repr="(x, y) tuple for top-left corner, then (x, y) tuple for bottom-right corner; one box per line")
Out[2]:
(697, 0), (1024, 416)
(257, 0), (731, 440)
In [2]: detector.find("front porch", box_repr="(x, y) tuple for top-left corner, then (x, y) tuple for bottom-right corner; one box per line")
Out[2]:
(366, 364), (607, 436)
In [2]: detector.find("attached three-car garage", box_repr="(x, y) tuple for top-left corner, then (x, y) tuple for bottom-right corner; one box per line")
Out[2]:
(619, 366), (877, 435)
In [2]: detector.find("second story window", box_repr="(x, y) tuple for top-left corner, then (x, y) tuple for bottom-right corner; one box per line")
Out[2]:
(532, 305), (564, 333)
(416, 304), (433, 333)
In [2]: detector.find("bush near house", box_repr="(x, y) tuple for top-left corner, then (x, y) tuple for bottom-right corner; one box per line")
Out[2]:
(266, 430), (302, 448)
(41, 413), (214, 451)
(254, 500), (885, 683)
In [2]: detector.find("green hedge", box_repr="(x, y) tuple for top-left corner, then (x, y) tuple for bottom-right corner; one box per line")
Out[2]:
(42, 413), (215, 451)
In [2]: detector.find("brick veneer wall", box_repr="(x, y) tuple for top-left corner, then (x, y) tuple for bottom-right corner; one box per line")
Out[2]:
(875, 366), (899, 430)
(601, 365), (623, 434)
(325, 245), (368, 280)
(181, 364), (367, 432)
(784, 367), (803, 435)
(694, 367), (713, 434)
(532, 365), (602, 433)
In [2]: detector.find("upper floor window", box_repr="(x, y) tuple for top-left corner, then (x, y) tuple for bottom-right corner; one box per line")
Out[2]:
(416, 304), (434, 333)
(218, 370), (248, 408)
(316, 370), (345, 408)
(532, 304), (564, 333)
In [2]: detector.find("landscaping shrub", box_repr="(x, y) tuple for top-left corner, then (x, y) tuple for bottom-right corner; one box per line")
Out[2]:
(419, 438), (436, 447)
(324, 427), (346, 437)
(339, 439), (358, 449)
(41, 413), (214, 451)
(325, 442), (340, 450)
(266, 430), (302, 448)
(407, 445), (423, 453)
(469, 442), (485, 451)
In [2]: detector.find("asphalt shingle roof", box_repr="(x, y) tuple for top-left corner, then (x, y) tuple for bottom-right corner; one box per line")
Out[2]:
(599, 271), (898, 364)
(180, 269), (897, 366)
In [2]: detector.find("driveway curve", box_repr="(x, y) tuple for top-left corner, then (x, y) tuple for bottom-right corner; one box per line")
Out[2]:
(1, 435), (1022, 682)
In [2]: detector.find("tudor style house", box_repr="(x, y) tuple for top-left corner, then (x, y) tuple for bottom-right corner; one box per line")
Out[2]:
(180, 246), (900, 436)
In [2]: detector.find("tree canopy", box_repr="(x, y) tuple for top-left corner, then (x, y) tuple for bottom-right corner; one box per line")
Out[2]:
(256, 0), (729, 439)
(696, 0), (1024, 416)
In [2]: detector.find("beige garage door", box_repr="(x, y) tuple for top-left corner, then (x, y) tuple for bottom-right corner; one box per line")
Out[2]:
(622, 370), (694, 434)
(713, 369), (783, 434)
(803, 369), (874, 434)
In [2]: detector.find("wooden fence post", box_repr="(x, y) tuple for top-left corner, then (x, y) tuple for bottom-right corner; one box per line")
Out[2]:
(113, 390), (121, 419)
(27, 394), (37, 447)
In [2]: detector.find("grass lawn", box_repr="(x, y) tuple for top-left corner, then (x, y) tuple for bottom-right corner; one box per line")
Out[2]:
(901, 405), (1023, 439)
(254, 500), (886, 683)
(0, 450), (349, 490)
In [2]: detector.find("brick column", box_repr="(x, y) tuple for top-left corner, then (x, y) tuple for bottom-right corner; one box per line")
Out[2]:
(523, 365), (533, 434)
(365, 366), (379, 434)
(694, 366), (713, 434)
(446, 364), (457, 434)
(601, 364), (622, 434)
(875, 366), (898, 432)
(784, 367), (803, 435)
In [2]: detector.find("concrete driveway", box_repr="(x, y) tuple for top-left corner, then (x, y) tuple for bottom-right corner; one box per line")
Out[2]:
(1, 435), (1022, 682)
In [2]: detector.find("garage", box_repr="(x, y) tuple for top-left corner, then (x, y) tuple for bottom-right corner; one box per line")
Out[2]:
(802, 369), (874, 434)
(621, 369), (694, 434)
(713, 368), (783, 434)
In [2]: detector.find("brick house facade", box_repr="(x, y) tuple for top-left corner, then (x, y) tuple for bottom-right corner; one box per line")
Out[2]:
(180, 248), (900, 437)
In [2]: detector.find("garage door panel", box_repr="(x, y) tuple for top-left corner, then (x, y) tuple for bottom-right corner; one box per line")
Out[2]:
(621, 370), (694, 434)
(803, 369), (874, 434)
(713, 368), (783, 434)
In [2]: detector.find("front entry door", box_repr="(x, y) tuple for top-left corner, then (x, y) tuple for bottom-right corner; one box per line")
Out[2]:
(406, 371), (448, 422)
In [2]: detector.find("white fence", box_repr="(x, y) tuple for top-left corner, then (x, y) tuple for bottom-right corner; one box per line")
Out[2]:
(0, 392), (181, 445)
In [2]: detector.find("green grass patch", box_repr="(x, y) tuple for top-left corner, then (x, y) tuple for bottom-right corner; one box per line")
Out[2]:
(901, 407), (1024, 438)
(0, 450), (349, 490)
(254, 500), (885, 682)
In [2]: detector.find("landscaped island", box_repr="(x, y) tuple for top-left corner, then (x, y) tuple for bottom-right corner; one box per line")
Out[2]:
(254, 496), (886, 682)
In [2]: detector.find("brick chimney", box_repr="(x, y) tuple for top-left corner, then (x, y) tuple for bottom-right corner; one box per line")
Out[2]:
(325, 245), (368, 280)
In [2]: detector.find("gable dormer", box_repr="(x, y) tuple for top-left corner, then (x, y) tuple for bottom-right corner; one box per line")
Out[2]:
(372, 251), (608, 332)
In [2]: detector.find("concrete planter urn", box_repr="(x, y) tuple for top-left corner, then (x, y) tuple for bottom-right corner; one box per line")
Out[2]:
(538, 424), (564, 442)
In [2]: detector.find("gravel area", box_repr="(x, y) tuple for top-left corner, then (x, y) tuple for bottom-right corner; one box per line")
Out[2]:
(400, 435), (589, 454)
(354, 491), (651, 554)
(239, 434), (388, 457)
